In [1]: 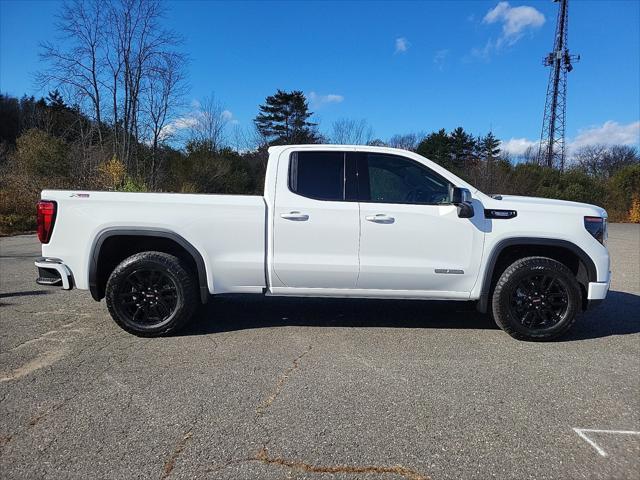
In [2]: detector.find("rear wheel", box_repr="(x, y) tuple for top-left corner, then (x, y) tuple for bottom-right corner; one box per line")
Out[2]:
(105, 251), (198, 337)
(492, 256), (581, 341)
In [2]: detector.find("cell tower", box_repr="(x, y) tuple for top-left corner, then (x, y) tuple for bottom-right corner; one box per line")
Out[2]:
(538, 0), (579, 170)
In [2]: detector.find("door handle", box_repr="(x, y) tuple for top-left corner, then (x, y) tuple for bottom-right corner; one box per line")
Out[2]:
(365, 214), (395, 224)
(281, 211), (309, 221)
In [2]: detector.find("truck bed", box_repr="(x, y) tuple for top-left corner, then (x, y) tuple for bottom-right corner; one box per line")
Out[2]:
(41, 190), (267, 295)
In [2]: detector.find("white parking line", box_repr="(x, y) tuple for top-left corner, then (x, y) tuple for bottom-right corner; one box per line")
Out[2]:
(573, 428), (640, 457)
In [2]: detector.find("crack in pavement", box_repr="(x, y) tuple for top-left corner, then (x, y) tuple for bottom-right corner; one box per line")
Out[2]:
(160, 431), (193, 480)
(155, 337), (227, 478)
(158, 387), (209, 479)
(204, 344), (430, 480)
(256, 345), (313, 417)
(204, 448), (431, 480)
(255, 447), (431, 480)
(255, 345), (313, 452)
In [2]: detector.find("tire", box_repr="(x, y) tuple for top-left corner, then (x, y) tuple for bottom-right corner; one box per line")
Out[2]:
(491, 256), (582, 341)
(105, 251), (198, 337)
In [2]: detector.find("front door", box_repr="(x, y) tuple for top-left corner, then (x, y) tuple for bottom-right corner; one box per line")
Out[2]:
(272, 150), (360, 289)
(355, 152), (484, 296)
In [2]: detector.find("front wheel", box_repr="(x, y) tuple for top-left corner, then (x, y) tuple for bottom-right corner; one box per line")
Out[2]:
(492, 256), (582, 341)
(105, 251), (198, 337)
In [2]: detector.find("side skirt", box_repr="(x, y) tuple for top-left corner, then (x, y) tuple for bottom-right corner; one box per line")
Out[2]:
(267, 287), (471, 301)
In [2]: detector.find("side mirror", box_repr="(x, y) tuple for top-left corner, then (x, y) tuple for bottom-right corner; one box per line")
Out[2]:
(452, 187), (471, 204)
(452, 187), (474, 218)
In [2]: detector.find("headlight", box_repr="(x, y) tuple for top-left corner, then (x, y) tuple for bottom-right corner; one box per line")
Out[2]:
(584, 216), (606, 245)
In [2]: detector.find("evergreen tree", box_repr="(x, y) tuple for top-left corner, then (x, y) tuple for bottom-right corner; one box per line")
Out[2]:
(46, 90), (66, 110)
(416, 129), (452, 168)
(254, 90), (319, 145)
(480, 132), (501, 192)
(480, 131), (501, 161)
(449, 127), (476, 170)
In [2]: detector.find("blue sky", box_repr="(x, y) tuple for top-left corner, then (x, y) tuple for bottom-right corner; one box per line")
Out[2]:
(1, 0), (639, 154)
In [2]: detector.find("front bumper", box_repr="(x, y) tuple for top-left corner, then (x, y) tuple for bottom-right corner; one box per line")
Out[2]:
(585, 271), (610, 309)
(587, 268), (611, 301)
(35, 257), (73, 290)
(588, 279), (610, 300)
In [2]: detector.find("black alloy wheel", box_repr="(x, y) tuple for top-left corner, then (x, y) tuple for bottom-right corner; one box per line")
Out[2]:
(114, 268), (180, 327)
(509, 273), (570, 329)
(491, 256), (582, 340)
(105, 251), (198, 336)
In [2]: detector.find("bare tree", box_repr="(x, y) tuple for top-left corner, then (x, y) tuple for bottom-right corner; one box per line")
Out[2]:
(109, 0), (183, 173)
(521, 145), (539, 164)
(189, 94), (230, 151)
(39, 0), (105, 144)
(228, 124), (264, 154)
(144, 51), (187, 187)
(330, 118), (374, 145)
(388, 133), (422, 151)
(573, 144), (639, 177)
(39, 0), (186, 179)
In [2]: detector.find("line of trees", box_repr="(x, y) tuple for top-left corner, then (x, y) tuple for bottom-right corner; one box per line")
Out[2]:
(0, 0), (639, 234)
(1, 87), (639, 234)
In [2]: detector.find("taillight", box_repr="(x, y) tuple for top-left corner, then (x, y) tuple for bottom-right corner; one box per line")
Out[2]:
(37, 200), (57, 244)
(584, 216), (606, 245)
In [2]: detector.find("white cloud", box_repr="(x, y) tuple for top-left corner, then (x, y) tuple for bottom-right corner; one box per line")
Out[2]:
(308, 91), (344, 107)
(395, 37), (410, 54)
(571, 121), (640, 149)
(159, 115), (199, 140)
(221, 109), (239, 124)
(483, 1), (545, 47)
(500, 137), (539, 156)
(433, 49), (450, 70)
(159, 105), (239, 141)
(500, 120), (640, 158)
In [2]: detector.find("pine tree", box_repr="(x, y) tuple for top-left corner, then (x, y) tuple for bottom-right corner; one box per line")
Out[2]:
(449, 127), (476, 170)
(480, 132), (501, 193)
(254, 90), (319, 145)
(46, 90), (66, 110)
(416, 129), (452, 168)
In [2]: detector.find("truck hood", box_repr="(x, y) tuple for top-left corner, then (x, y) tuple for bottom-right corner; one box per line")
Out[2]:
(495, 195), (607, 216)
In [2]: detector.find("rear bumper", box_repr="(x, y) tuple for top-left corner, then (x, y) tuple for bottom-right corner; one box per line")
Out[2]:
(35, 257), (73, 290)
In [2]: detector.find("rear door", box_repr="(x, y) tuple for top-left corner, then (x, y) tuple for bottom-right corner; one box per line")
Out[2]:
(355, 152), (484, 295)
(272, 150), (360, 289)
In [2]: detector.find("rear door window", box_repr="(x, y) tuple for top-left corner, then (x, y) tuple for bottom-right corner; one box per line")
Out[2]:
(289, 151), (345, 201)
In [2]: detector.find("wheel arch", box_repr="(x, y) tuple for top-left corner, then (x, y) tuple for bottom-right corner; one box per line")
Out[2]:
(89, 228), (209, 304)
(476, 237), (597, 313)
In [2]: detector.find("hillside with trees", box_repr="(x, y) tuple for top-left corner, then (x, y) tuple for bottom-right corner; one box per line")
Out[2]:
(0, 0), (639, 234)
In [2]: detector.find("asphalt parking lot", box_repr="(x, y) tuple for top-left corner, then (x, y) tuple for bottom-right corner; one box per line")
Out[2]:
(1, 224), (639, 480)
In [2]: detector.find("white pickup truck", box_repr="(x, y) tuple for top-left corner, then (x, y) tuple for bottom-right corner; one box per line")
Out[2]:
(35, 145), (610, 340)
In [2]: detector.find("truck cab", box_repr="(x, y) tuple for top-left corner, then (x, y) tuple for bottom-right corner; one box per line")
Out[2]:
(265, 146), (485, 299)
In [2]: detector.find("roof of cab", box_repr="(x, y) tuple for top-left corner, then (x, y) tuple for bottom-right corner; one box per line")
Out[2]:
(267, 144), (416, 157)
